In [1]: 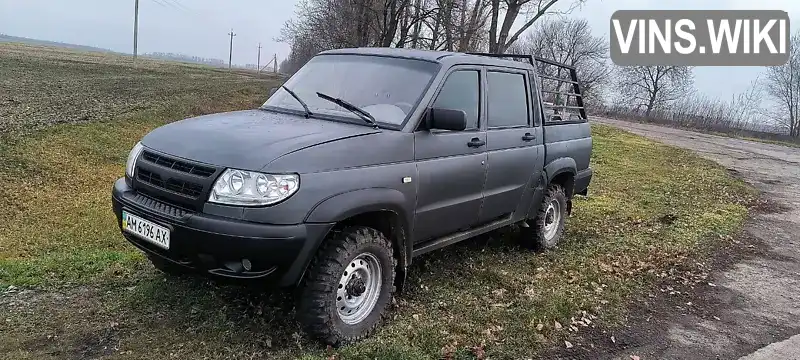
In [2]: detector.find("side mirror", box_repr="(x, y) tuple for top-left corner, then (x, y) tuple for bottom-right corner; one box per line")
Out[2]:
(269, 87), (278, 96)
(427, 108), (467, 131)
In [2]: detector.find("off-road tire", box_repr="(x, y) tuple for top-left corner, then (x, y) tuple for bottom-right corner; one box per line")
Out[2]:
(522, 184), (568, 251)
(147, 255), (186, 276)
(296, 226), (396, 346)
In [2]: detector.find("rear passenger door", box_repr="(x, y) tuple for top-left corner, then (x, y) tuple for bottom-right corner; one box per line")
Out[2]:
(478, 68), (542, 223)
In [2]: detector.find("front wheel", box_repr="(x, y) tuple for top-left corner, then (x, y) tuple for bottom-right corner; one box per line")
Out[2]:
(522, 184), (568, 251)
(296, 226), (396, 346)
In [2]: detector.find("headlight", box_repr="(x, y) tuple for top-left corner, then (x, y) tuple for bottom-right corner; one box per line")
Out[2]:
(125, 142), (145, 178)
(209, 169), (299, 206)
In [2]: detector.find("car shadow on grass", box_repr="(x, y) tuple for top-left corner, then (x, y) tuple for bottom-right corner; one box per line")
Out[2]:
(116, 271), (307, 351)
(108, 231), (526, 356)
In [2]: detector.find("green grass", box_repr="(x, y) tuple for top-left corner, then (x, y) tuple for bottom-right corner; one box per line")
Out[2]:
(0, 44), (758, 359)
(0, 84), (273, 287)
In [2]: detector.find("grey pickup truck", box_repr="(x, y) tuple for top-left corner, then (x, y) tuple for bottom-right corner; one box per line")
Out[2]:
(111, 48), (592, 345)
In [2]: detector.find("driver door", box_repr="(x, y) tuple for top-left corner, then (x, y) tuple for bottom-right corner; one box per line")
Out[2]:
(413, 67), (488, 243)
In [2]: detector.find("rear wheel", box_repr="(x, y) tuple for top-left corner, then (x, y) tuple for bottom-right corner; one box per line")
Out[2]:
(522, 184), (568, 251)
(296, 226), (396, 346)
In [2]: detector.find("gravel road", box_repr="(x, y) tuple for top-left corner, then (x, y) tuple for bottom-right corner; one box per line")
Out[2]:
(594, 117), (800, 360)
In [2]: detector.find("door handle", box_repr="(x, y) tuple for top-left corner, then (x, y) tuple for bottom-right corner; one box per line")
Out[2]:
(467, 137), (486, 148)
(522, 132), (536, 141)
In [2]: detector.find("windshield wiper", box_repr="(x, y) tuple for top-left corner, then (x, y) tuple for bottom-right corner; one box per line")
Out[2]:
(315, 92), (378, 129)
(281, 85), (311, 118)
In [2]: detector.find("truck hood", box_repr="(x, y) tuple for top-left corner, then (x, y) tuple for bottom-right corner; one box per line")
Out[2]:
(140, 109), (379, 170)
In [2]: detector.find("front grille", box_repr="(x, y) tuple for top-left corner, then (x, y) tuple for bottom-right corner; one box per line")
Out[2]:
(142, 151), (215, 177)
(137, 168), (164, 187)
(137, 169), (204, 198)
(166, 178), (203, 197)
(130, 192), (191, 218)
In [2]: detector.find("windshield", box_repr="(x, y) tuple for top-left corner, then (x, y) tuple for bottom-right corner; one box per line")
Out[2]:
(262, 54), (439, 126)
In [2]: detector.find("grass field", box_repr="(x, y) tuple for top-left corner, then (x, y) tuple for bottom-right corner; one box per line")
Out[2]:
(0, 43), (758, 359)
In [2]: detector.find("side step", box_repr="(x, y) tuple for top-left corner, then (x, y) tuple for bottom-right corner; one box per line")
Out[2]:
(411, 215), (515, 257)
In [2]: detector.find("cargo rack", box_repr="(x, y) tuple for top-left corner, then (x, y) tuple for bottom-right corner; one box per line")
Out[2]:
(467, 53), (586, 121)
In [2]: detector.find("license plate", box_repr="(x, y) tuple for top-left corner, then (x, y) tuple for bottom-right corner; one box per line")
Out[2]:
(122, 211), (171, 249)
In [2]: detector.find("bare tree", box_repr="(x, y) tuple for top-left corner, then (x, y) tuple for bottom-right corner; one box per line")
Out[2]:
(762, 31), (800, 138)
(597, 82), (773, 139)
(615, 65), (694, 117)
(414, 0), (490, 51)
(278, 28), (327, 75)
(277, 0), (392, 73)
(278, 0), (492, 73)
(277, 0), (584, 73)
(487, 0), (585, 54)
(278, 0), (416, 53)
(512, 18), (610, 105)
(457, 0), (491, 51)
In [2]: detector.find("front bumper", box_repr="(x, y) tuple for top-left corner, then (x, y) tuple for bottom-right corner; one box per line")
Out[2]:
(111, 178), (333, 286)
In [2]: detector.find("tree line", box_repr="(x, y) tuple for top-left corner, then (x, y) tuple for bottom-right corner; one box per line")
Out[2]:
(277, 0), (585, 73)
(277, 0), (800, 140)
(603, 33), (800, 140)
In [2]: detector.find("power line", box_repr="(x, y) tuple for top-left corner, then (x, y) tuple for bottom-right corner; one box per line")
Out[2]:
(131, 0), (248, 70)
(259, 54), (279, 73)
(228, 29), (236, 69)
(149, 0), (168, 8)
(257, 42), (262, 73)
(162, 0), (192, 12)
(133, 0), (140, 63)
(144, 0), (224, 31)
(158, 0), (184, 12)
(150, 0), (193, 15)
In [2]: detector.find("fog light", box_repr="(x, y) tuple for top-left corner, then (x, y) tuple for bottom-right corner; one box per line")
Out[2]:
(242, 258), (252, 271)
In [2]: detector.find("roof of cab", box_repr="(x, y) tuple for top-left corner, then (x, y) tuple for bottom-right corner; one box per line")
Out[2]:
(318, 47), (533, 69)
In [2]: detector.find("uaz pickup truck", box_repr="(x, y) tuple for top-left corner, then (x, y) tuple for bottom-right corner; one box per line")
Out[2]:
(111, 48), (592, 345)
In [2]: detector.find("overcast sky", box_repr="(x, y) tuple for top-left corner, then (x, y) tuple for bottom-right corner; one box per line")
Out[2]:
(1, 0), (797, 101)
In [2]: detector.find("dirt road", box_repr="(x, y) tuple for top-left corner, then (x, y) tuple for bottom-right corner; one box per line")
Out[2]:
(593, 118), (800, 360)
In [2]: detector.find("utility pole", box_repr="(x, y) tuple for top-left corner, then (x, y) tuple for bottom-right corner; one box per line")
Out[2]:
(257, 42), (262, 73)
(273, 53), (277, 73)
(133, 0), (140, 64)
(227, 29), (236, 69)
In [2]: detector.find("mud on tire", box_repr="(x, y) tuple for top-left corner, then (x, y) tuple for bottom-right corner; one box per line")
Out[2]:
(296, 226), (396, 346)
